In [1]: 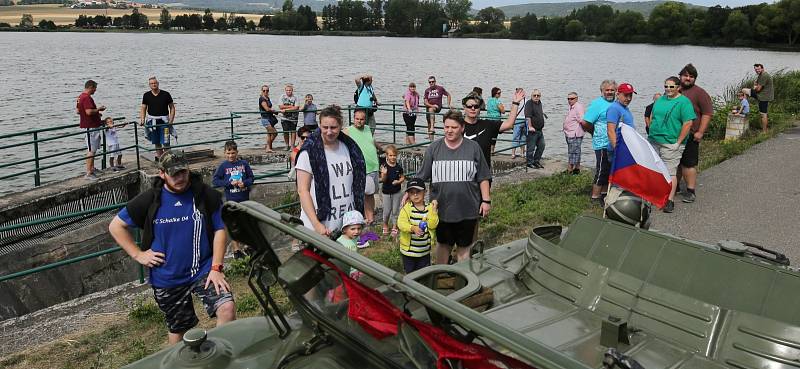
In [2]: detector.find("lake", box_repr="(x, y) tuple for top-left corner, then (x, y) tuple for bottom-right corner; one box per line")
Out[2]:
(1, 32), (799, 194)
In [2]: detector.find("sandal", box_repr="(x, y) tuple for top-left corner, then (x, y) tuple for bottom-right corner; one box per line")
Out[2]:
(382, 226), (389, 236)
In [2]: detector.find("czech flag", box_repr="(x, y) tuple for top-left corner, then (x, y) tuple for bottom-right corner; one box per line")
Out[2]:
(610, 124), (672, 208)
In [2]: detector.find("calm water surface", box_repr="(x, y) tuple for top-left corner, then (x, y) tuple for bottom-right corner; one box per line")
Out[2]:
(2, 32), (799, 194)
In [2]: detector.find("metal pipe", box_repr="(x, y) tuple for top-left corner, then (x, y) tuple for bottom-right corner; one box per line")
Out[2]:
(0, 203), (125, 232)
(33, 131), (41, 186)
(0, 246), (122, 282)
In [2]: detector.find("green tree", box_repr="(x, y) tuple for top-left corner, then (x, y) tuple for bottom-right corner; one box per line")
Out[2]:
(232, 15), (247, 30)
(385, 0), (416, 34)
(246, 19), (256, 31)
(321, 4), (336, 30)
(282, 0), (293, 12)
(570, 4), (613, 36)
(19, 13), (33, 28)
(509, 13), (537, 39)
(777, 0), (800, 45)
(444, 0), (471, 30)
(38, 19), (56, 29)
(297, 5), (317, 30)
(648, 1), (690, 42)
(563, 19), (584, 40)
(202, 8), (215, 30)
(722, 10), (752, 43)
(476, 6), (504, 33)
(604, 10), (646, 42)
(702, 5), (730, 40)
(215, 15), (227, 30)
(417, 0), (446, 37)
(366, 0), (383, 30)
(258, 14), (272, 30)
(159, 7), (171, 29)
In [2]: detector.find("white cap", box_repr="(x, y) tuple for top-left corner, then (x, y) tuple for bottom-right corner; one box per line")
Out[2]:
(341, 210), (365, 230)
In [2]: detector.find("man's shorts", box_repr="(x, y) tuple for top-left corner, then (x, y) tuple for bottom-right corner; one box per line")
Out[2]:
(85, 128), (102, 153)
(365, 171), (379, 195)
(426, 105), (443, 122)
(651, 141), (684, 176)
(758, 101), (769, 114)
(437, 218), (479, 247)
(593, 149), (610, 186)
(512, 119), (527, 144)
(680, 138), (699, 168)
(145, 118), (170, 146)
(566, 136), (583, 165)
(152, 275), (234, 334)
(282, 119), (297, 132)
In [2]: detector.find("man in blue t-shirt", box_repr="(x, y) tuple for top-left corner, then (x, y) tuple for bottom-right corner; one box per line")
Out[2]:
(109, 150), (235, 345)
(582, 80), (617, 205)
(606, 82), (637, 152)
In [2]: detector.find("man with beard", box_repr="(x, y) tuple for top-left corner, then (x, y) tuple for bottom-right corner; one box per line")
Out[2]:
(109, 150), (234, 345)
(743, 63), (774, 131)
(676, 64), (713, 204)
(582, 80), (617, 205)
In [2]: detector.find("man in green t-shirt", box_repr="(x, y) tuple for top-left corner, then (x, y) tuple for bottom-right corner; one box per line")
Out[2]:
(345, 109), (383, 224)
(742, 63), (774, 131)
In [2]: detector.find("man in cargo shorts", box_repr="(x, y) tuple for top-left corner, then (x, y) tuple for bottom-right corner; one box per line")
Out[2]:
(108, 151), (235, 344)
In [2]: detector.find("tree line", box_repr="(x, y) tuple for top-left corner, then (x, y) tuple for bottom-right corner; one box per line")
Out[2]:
(5, 0), (799, 47)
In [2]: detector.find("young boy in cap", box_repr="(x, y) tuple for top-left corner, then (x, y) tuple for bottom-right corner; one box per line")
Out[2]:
(212, 140), (255, 259)
(397, 178), (439, 274)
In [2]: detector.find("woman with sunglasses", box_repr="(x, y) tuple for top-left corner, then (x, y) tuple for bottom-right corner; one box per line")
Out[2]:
(647, 76), (697, 213)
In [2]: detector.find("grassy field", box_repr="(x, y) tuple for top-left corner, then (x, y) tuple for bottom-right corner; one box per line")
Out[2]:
(0, 4), (265, 26)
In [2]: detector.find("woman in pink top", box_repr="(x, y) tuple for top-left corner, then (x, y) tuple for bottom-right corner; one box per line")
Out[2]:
(563, 92), (585, 174)
(403, 83), (420, 145)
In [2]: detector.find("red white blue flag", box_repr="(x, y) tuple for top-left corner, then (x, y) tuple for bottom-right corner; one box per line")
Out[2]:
(610, 124), (672, 208)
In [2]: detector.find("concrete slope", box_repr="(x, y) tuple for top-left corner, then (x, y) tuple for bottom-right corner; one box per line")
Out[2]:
(650, 126), (800, 264)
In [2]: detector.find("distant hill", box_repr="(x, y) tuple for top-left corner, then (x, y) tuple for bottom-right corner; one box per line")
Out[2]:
(498, 1), (706, 18)
(140, 0), (336, 13)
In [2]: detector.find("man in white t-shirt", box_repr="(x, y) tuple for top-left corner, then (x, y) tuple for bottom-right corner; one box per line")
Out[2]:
(295, 105), (366, 235)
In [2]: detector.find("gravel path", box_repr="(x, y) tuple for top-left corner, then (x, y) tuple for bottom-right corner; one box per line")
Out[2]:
(650, 126), (800, 265)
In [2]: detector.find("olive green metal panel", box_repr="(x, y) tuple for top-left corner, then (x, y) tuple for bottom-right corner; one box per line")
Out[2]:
(593, 271), (642, 320)
(625, 337), (692, 369)
(761, 270), (800, 324)
(645, 239), (704, 290)
(485, 294), (577, 330)
(584, 221), (636, 269)
(616, 232), (667, 281)
(629, 283), (721, 353)
(680, 253), (776, 318)
(715, 311), (800, 369)
(523, 309), (602, 349)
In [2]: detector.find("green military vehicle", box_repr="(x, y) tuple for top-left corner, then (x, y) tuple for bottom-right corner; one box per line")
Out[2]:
(124, 201), (800, 369)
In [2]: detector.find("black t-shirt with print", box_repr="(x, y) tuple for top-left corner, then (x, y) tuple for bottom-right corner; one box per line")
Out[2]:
(381, 163), (404, 194)
(464, 119), (501, 168)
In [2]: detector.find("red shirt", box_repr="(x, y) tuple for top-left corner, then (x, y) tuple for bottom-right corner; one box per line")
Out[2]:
(77, 92), (102, 128)
(680, 85), (713, 131)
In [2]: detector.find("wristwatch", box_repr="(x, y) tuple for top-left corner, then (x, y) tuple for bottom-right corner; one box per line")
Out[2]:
(512, 101), (520, 106)
(211, 264), (224, 273)
(482, 200), (492, 204)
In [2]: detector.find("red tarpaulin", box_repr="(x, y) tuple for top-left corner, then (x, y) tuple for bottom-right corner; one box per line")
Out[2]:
(302, 250), (537, 369)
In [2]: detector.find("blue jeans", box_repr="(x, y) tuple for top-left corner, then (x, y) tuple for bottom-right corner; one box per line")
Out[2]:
(512, 119), (527, 149)
(526, 130), (545, 165)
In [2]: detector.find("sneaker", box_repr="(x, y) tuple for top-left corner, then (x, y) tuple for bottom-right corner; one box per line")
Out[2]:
(391, 228), (398, 238)
(291, 244), (301, 252)
(682, 191), (696, 203)
(572, 169), (580, 175)
(533, 162), (544, 169)
(233, 250), (245, 259)
(116, 165), (126, 170)
(84, 173), (98, 181)
(526, 164), (536, 169)
(591, 197), (603, 207)
(92, 167), (102, 174)
(663, 200), (675, 213)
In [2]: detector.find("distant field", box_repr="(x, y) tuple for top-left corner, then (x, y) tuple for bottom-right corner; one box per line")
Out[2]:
(0, 4), (265, 26)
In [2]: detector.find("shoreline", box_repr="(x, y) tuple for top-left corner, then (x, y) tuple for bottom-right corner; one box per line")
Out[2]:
(2, 26), (798, 51)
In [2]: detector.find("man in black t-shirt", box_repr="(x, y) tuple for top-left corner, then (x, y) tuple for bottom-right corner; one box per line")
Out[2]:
(140, 77), (176, 159)
(643, 93), (661, 135)
(462, 89), (525, 170)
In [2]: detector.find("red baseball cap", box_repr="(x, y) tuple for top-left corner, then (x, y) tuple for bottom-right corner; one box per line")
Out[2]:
(618, 83), (637, 94)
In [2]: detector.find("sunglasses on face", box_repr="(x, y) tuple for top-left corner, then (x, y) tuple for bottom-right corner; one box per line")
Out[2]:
(428, 80), (436, 84)
(465, 104), (480, 109)
(301, 135), (309, 140)
(532, 94), (541, 97)
(567, 97), (577, 100)
(664, 85), (678, 89)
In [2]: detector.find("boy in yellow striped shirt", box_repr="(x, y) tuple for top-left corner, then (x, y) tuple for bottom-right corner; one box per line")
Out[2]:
(397, 178), (439, 274)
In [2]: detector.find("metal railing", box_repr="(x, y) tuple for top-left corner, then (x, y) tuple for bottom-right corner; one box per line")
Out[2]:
(0, 103), (526, 285)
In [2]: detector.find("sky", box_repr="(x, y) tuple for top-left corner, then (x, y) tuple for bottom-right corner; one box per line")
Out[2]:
(470, 0), (773, 8)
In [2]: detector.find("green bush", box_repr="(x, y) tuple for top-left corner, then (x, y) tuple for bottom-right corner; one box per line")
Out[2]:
(226, 255), (250, 278)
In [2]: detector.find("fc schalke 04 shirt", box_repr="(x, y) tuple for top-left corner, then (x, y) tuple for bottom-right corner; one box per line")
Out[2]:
(118, 188), (224, 288)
